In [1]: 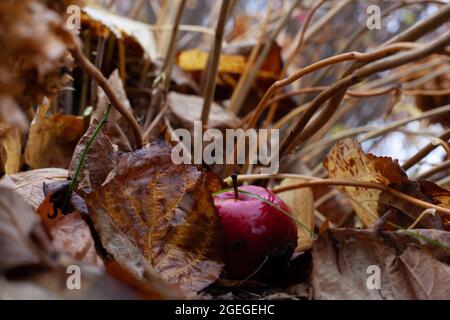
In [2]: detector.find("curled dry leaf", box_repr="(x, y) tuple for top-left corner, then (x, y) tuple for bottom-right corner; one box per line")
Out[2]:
(0, 124), (21, 175)
(312, 228), (450, 299)
(324, 139), (409, 226)
(83, 6), (157, 61)
(277, 178), (315, 251)
(0, 168), (68, 209)
(76, 136), (225, 294)
(24, 103), (84, 169)
(323, 139), (443, 229)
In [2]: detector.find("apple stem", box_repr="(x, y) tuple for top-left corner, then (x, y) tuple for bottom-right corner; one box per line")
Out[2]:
(231, 173), (239, 200)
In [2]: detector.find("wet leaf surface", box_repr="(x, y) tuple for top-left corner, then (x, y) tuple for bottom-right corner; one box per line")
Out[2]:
(81, 139), (225, 294)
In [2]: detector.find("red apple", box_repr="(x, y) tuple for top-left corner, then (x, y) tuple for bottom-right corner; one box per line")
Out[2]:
(213, 185), (298, 281)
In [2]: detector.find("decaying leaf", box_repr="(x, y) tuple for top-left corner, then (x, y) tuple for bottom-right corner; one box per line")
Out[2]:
(277, 178), (315, 251)
(0, 124), (21, 175)
(0, 186), (177, 300)
(417, 180), (450, 229)
(68, 119), (116, 194)
(78, 139), (224, 294)
(24, 103), (84, 169)
(312, 228), (450, 299)
(0, 168), (68, 208)
(37, 193), (103, 266)
(324, 139), (409, 226)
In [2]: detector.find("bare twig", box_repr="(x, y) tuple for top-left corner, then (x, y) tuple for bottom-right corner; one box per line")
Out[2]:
(69, 35), (143, 149)
(227, 0), (301, 114)
(163, 0), (187, 89)
(272, 178), (450, 216)
(201, 0), (235, 124)
(403, 129), (450, 170)
(280, 32), (450, 156)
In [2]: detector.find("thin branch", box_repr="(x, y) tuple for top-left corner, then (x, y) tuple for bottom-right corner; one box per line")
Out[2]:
(163, 0), (187, 89)
(272, 178), (450, 216)
(403, 129), (450, 170)
(69, 35), (143, 149)
(415, 159), (450, 179)
(227, 0), (301, 114)
(200, 0), (234, 125)
(280, 33), (450, 156)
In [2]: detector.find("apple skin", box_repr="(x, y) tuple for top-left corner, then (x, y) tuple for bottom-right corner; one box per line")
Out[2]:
(213, 185), (298, 281)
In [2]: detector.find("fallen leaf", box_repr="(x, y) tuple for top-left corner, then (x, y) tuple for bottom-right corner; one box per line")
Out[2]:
(178, 48), (280, 80)
(324, 139), (411, 226)
(83, 6), (157, 61)
(168, 91), (240, 131)
(0, 168), (68, 208)
(0, 187), (46, 272)
(277, 178), (315, 251)
(312, 228), (450, 299)
(24, 102), (84, 169)
(68, 119), (116, 194)
(0, 124), (21, 175)
(37, 193), (103, 266)
(82, 139), (225, 295)
(417, 179), (450, 229)
(0, 186), (177, 300)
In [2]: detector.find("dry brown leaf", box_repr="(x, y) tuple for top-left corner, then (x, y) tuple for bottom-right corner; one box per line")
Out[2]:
(277, 178), (315, 251)
(68, 120), (116, 194)
(82, 139), (224, 295)
(312, 228), (450, 299)
(324, 139), (409, 226)
(0, 0), (73, 108)
(0, 187), (46, 272)
(25, 103), (84, 169)
(0, 124), (21, 175)
(37, 193), (103, 266)
(417, 180), (450, 229)
(83, 6), (157, 61)
(0, 168), (68, 209)
(0, 187), (177, 300)
(324, 139), (445, 229)
(168, 92), (240, 131)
